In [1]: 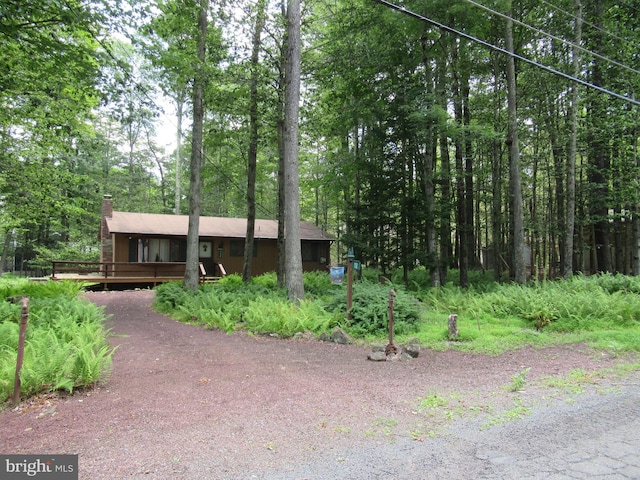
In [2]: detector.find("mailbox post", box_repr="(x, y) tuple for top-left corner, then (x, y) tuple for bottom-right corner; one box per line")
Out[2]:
(346, 247), (355, 320)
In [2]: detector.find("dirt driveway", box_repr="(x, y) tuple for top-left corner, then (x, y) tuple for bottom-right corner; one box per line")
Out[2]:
(1, 290), (635, 479)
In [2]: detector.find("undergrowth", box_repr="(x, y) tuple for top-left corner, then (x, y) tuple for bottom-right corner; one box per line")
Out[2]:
(154, 271), (640, 356)
(0, 280), (114, 406)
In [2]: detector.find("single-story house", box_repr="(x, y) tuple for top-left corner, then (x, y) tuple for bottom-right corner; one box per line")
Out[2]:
(99, 195), (333, 278)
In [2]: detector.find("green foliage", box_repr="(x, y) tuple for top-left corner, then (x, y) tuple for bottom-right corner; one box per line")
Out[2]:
(154, 273), (339, 337)
(250, 272), (278, 289)
(217, 274), (244, 288)
(414, 274), (640, 354)
(508, 367), (531, 392)
(321, 280), (423, 337)
(241, 298), (340, 337)
(302, 271), (333, 297)
(0, 279), (114, 404)
(0, 279), (86, 300)
(155, 272), (640, 356)
(30, 244), (99, 274)
(152, 281), (190, 312)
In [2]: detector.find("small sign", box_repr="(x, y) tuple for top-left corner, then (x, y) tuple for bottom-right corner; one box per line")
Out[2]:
(352, 260), (361, 271)
(330, 266), (345, 284)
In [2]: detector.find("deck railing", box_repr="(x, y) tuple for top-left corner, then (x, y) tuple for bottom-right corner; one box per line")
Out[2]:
(51, 261), (208, 283)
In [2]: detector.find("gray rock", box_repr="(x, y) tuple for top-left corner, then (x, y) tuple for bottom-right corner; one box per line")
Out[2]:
(367, 351), (387, 361)
(402, 343), (420, 358)
(293, 331), (315, 341)
(329, 327), (352, 345)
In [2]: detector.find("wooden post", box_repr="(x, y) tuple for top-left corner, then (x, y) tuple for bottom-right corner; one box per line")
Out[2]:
(11, 297), (29, 405)
(346, 258), (353, 320)
(386, 289), (398, 356)
(448, 314), (459, 340)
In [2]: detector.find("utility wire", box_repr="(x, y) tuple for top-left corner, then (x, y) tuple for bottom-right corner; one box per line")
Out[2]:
(371, 0), (640, 107)
(538, 0), (629, 45)
(463, 0), (640, 77)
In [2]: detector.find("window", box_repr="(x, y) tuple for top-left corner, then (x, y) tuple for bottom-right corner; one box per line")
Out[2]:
(149, 239), (171, 262)
(302, 242), (320, 262)
(128, 238), (186, 262)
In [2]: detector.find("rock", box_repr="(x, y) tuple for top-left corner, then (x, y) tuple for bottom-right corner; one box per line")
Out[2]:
(293, 331), (315, 341)
(329, 327), (352, 345)
(400, 352), (413, 361)
(367, 351), (387, 361)
(386, 352), (400, 362)
(402, 343), (420, 358)
(371, 344), (386, 353)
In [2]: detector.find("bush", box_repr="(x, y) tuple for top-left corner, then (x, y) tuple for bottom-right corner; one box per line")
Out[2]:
(153, 281), (190, 312)
(324, 280), (423, 337)
(0, 280), (114, 404)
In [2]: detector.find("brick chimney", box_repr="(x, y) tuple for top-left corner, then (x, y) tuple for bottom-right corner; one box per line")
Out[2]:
(100, 195), (113, 264)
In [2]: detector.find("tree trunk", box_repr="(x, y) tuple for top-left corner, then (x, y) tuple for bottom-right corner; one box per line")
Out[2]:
(0, 230), (12, 274)
(175, 97), (184, 215)
(462, 70), (476, 269)
(436, 52), (452, 280)
(452, 39), (468, 288)
(587, 0), (612, 274)
(633, 114), (640, 275)
(564, 0), (582, 278)
(242, 0), (267, 283)
(420, 42), (439, 287)
(505, 8), (527, 283)
(283, 0), (304, 301)
(491, 52), (503, 281)
(183, 0), (208, 291)
(276, 2), (287, 289)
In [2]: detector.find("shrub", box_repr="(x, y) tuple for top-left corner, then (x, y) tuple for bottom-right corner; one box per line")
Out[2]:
(153, 281), (190, 312)
(0, 280), (114, 404)
(324, 280), (423, 337)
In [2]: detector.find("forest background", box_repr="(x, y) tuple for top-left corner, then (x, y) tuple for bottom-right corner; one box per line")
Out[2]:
(2, 0), (640, 290)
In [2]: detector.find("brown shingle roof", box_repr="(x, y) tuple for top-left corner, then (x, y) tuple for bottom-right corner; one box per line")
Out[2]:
(105, 211), (333, 241)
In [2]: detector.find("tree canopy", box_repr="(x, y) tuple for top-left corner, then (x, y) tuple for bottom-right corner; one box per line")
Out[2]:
(2, 0), (640, 286)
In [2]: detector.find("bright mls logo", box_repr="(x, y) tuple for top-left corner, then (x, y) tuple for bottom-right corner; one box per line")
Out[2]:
(1, 455), (77, 479)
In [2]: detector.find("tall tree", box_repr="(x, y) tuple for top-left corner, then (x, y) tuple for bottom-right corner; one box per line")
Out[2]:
(564, 0), (582, 278)
(283, 0), (304, 301)
(505, 5), (526, 283)
(242, 0), (267, 283)
(184, 0), (209, 291)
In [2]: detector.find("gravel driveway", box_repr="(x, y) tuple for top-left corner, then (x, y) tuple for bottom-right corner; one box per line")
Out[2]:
(1, 289), (638, 479)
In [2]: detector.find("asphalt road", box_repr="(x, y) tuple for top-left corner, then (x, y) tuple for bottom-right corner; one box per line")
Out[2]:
(254, 377), (640, 480)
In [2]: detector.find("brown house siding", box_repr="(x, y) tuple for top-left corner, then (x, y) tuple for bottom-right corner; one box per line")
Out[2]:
(101, 196), (333, 279)
(110, 234), (329, 277)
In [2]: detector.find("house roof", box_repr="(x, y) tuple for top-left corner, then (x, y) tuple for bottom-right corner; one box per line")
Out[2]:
(105, 211), (334, 241)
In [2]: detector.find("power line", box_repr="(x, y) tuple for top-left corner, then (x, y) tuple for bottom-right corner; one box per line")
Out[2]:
(537, 0), (629, 45)
(463, 0), (640, 77)
(371, 0), (640, 107)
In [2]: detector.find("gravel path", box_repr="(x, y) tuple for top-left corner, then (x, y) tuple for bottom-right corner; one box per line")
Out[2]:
(1, 290), (638, 479)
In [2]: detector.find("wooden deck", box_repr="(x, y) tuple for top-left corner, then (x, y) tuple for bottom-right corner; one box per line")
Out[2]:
(51, 261), (214, 288)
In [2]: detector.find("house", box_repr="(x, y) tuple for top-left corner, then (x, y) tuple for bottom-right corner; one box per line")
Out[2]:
(99, 195), (333, 278)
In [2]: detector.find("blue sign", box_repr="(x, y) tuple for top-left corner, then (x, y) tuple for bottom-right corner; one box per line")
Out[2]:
(330, 266), (345, 284)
